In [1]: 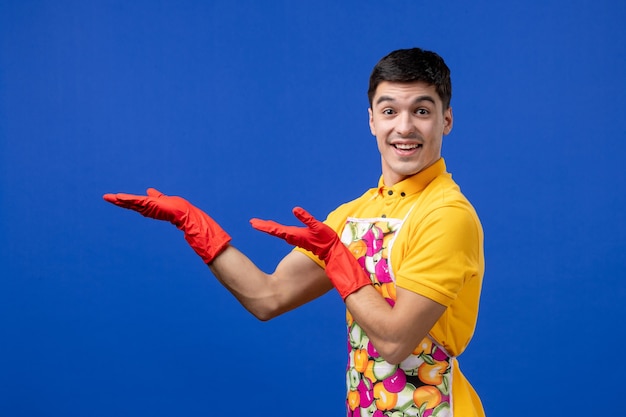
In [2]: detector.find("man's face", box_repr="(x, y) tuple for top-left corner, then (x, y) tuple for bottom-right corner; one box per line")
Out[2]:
(368, 81), (453, 186)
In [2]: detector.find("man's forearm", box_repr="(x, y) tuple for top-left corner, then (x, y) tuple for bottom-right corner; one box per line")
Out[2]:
(208, 246), (332, 321)
(208, 245), (281, 320)
(345, 285), (446, 365)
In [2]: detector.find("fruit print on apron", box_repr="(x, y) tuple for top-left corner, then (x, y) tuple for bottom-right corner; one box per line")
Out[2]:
(342, 215), (453, 417)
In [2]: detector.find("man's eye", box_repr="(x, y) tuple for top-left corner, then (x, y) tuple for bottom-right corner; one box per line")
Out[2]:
(416, 108), (429, 115)
(382, 108), (395, 115)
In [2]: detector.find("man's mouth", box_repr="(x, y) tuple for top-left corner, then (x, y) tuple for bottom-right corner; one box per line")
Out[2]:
(393, 143), (422, 150)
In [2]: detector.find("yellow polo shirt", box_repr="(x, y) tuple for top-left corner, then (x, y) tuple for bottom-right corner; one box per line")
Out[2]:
(297, 158), (485, 416)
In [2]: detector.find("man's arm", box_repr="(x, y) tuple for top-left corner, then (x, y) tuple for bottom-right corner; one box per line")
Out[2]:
(103, 189), (333, 319)
(345, 286), (445, 364)
(251, 206), (449, 365)
(209, 247), (333, 321)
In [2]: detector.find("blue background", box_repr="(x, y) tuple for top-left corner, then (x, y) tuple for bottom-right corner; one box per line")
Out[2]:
(1, 1), (625, 415)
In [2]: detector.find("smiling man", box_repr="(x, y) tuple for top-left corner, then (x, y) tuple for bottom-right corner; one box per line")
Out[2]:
(369, 80), (452, 186)
(104, 48), (485, 417)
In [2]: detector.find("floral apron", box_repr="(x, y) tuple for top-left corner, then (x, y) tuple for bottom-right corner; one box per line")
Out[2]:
(342, 216), (453, 417)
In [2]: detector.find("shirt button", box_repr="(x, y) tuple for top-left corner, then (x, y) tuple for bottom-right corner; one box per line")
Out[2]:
(387, 190), (393, 196)
(401, 192), (406, 197)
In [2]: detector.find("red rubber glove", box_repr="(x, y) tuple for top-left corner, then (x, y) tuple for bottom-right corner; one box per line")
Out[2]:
(103, 188), (231, 264)
(250, 207), (371, 300)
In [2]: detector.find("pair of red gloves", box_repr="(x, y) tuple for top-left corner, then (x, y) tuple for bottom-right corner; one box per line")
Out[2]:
(103, 188), (370, 300)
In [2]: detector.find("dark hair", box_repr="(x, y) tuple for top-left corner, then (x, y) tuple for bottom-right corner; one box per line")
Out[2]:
(367, 48), (452, 110)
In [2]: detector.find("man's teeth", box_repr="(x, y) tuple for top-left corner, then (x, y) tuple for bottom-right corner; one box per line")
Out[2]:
(394, 143), (421, 150)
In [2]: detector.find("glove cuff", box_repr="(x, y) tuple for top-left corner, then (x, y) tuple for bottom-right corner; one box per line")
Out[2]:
(325, 249), (371, 301)
(180, 210), (232, 264)
(185, 230), (231, 264)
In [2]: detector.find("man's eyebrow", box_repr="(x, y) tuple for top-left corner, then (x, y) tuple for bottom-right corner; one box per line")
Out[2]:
(375, 95), (395, 105)
(375, 95), (437, 106)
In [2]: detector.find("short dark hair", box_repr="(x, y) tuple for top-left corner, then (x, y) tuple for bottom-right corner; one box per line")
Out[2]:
(367, 48), (452, 110)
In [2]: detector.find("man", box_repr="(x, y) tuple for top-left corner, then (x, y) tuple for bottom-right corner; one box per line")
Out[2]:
(104, 47), (485, 416)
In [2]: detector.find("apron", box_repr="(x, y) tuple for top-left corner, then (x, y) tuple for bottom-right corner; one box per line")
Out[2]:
(342, 215), (454, 417)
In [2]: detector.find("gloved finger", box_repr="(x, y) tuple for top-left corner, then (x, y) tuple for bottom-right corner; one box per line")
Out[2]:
(102, 193), (117, 203)
(103, 192), (148, 208)
(292, 207), (335, 240)
(249, 218), (291, 238)
(251, 219), (309, 249)
(292, 207), (319, 228)
(147, 188), (164, 198)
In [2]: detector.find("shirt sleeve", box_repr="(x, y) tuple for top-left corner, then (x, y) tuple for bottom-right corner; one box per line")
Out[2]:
(392, 204), (482, 307)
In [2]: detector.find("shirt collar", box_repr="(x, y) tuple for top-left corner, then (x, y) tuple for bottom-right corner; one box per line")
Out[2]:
(377, 158), (447, 198)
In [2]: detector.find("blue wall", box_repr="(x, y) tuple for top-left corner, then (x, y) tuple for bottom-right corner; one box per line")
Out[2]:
(1, 1), (625, 415)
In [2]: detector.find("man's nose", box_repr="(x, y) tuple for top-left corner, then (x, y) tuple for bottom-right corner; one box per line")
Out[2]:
(395, 112), (415, 136)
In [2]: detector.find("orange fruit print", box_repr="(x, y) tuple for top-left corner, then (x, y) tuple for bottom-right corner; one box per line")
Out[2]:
(373, 382), (398, 410)
(417, 359), (448, 385)
(413, 385), (442, 409)
(348, 239), (367, 258)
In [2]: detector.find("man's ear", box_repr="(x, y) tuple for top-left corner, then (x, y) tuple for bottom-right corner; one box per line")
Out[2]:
(443, 106), (453, 135)
(368, 107), (377, 136)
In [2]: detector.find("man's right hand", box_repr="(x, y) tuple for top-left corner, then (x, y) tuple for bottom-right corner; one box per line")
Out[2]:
(250, 207), (371, 300)
(103, 188), (231, 264)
